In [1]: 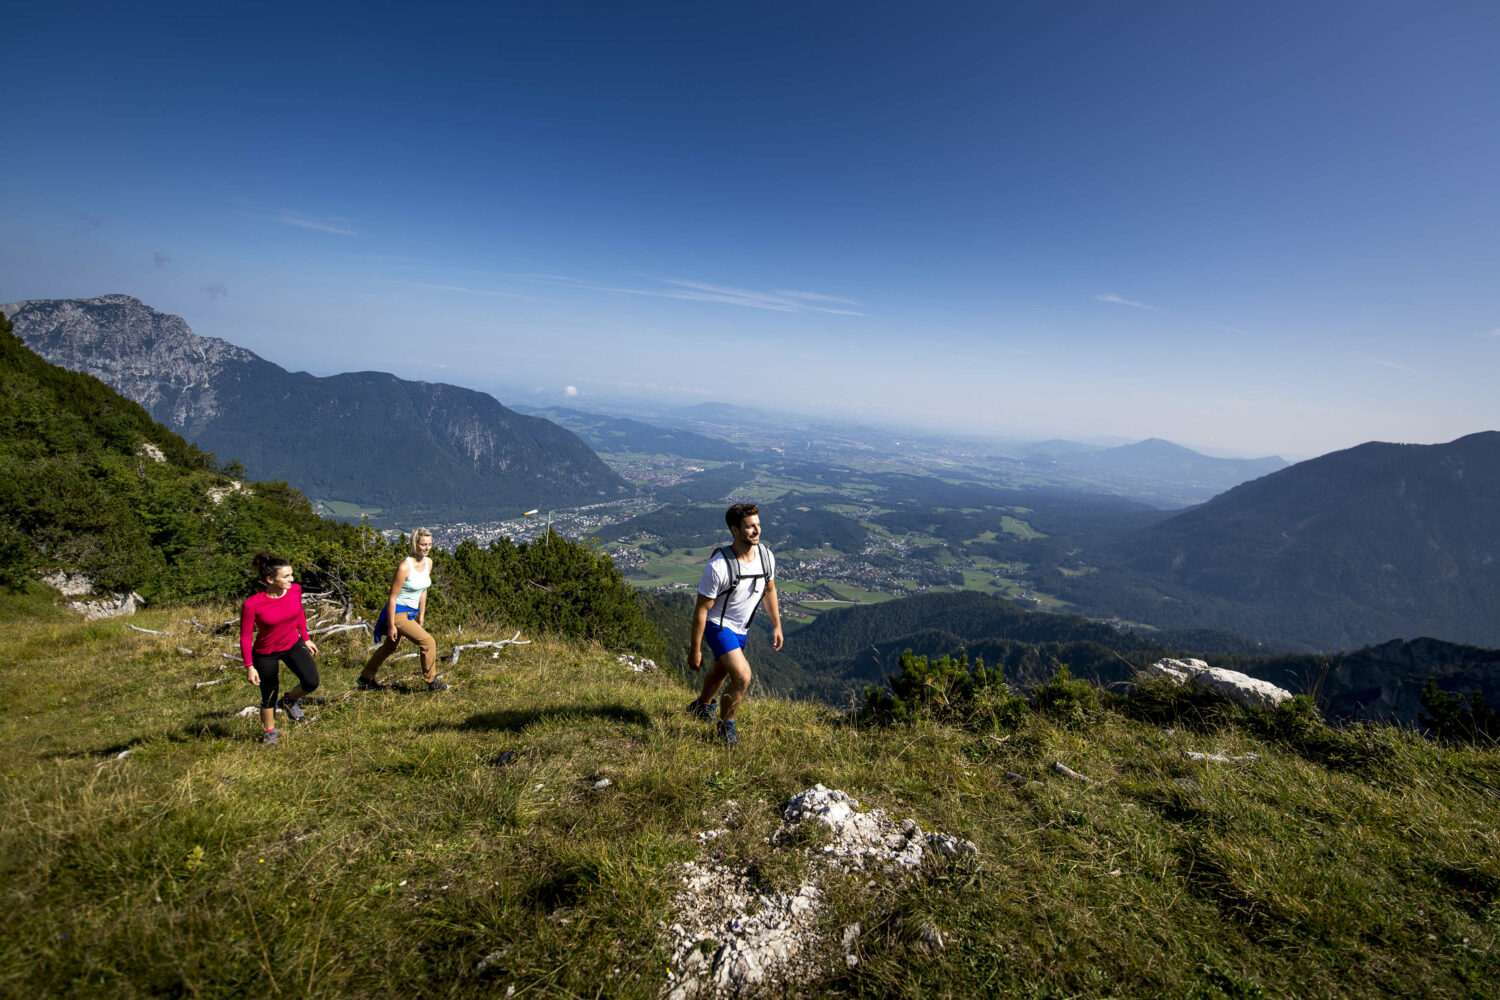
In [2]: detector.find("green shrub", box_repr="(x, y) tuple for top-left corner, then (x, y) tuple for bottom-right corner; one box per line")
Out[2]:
(1030, 664), (1102, 727)
(863, 650), (1028, 729)
(438, 532), (664, 657)
(1419, 677), (1500, 745)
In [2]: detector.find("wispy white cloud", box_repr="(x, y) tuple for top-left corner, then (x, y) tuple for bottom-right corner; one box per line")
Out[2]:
(1485, 327), (1500, 338)
(1096, 293), (1163, 311)
(533, 275), (867, 317)
(153, 251), (170, 268)
(1371, 359), (1430, 377)
(407, 281), (527, 299)
(774, 289), (861, 306)
(203, 283), (229, 299)
(275, 212), (360, 236)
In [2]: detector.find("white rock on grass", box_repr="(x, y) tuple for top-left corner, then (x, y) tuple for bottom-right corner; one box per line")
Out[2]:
(41, 571), (94, 597)
(1143, 658), (1293, 711)
(69, 591), (146, 620)
(664, 785), (976, 999)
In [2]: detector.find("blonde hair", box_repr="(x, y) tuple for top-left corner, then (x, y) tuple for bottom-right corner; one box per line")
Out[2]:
(409, 528), (433, 558)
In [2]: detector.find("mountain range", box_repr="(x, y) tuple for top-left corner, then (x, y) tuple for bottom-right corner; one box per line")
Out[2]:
(1020, 437), (1289, 506)
(3, 295), (628, 523)
(1058, 432), (1500, 650)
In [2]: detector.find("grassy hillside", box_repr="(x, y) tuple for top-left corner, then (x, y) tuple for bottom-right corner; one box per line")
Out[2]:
(3, 598), (1496, 999)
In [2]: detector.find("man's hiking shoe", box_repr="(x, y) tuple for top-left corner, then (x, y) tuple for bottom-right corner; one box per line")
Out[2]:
(717, 719), (738, 746)
(686, 698), (717, 722)
(428, 678), (449, 692)
(261, 728), (280, 746)
(355, 676), (384, 691)
(277, 696), (305, 722)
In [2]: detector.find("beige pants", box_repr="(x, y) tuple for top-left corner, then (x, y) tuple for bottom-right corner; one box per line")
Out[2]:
(361, 612), (438, 683)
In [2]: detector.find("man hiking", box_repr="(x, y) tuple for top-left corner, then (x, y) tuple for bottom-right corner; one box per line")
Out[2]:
(687, 503), (783, 745)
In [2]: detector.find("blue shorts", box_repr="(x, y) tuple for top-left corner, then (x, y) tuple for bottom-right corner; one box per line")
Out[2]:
(703, 623), (748, 661)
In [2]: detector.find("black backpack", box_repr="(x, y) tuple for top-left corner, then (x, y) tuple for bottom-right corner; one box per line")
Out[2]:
(711, 545), (773, 629)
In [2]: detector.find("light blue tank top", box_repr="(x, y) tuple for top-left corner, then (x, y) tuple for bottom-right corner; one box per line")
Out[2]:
(395, 560), (431, 609)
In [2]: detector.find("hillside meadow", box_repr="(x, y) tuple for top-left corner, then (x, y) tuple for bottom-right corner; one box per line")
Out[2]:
(2, 596), (1497, 999)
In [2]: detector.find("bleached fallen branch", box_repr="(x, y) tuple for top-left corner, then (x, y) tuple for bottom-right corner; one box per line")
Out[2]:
(1052, 761), (1096, 784)
(177, 647), (195, 656)
(127, 624), (170, 635)
(449, 631), (530, 664)
(1186, 751), (1259, 763)
(95, 749), (134, 767)
(309, 622), (373, 638)
(194, 679), (226, 689)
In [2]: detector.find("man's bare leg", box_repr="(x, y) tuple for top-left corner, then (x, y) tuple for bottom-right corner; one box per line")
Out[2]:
(715, 648), (752, 721)
(697, 659), (728, 706)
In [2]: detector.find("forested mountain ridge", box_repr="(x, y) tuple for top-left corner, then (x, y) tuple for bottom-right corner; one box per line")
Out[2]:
(4, 295), (629, 522)
(1056, 432), (1500, 650)
(0, 309), (350, 600)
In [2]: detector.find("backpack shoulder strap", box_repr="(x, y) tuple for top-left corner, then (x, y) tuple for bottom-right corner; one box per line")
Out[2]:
(713, 547), (740, 594)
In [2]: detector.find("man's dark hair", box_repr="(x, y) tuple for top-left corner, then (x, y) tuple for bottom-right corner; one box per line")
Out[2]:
(726, 503), (759, 529)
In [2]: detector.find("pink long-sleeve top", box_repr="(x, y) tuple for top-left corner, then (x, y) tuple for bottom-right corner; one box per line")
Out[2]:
(240, 584), (310, 667)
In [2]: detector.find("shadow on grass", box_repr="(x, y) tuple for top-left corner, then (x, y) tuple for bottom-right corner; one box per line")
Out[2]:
(428, 703), (656, 734)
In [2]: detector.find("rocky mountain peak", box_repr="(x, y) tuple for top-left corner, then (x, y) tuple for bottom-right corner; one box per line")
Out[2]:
(3, 295), (263, 431)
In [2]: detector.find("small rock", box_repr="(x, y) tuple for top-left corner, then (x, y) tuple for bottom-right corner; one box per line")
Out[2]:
(841, 923), (861, 968)
(593, 778), (612, 790)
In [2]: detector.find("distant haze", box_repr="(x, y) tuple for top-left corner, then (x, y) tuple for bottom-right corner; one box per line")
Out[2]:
(4, 2), (1497, 458)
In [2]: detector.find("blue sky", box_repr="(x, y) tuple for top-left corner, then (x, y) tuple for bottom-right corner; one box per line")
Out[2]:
(3, 1), (1497, 458)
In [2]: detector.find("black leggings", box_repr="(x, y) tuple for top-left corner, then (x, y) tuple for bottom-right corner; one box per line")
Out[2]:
(254, 641), (319, 709)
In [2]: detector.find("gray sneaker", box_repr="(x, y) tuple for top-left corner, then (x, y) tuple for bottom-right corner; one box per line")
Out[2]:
(277, 696), (305, 722)
(261, 728), (280, 746)
(428, 678), (449, 692)
(716, 719), (738, 746)
(355, 676), (384, 691)
(686, 698), (717, 722)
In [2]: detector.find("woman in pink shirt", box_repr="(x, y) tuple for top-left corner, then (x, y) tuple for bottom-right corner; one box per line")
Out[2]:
(240, 552), (320, 745)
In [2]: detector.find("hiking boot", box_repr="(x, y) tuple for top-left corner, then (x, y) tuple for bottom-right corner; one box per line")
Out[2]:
(428, 678), (449, 692)
(261, 728), (280, 746)
(686, 698), (717, 722)
(355, 676), (384, 691)
(277, 696), (305, 722)
(716, 719), (738, 746)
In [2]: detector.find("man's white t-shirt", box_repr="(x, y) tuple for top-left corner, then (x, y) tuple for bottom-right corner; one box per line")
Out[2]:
(696, 544), (775, 634)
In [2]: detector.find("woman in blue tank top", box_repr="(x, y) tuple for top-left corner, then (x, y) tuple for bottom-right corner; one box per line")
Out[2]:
(357, 528), (446, 692)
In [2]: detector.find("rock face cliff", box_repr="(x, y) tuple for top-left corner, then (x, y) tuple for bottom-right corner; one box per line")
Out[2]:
(3, 295), (628, 522)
